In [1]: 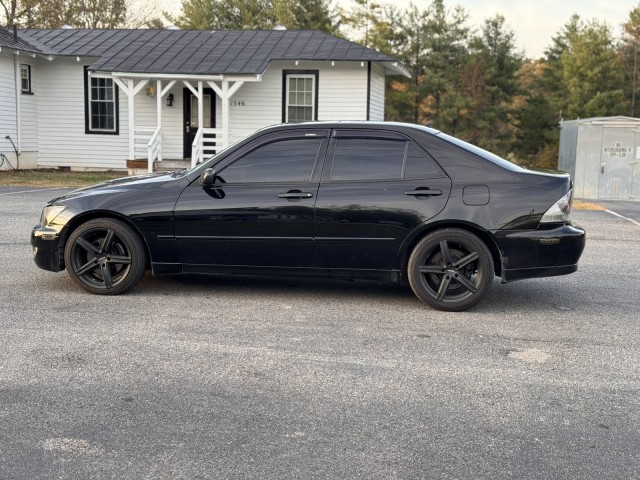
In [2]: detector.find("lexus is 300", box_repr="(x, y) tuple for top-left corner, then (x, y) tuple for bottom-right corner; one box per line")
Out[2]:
(32, 122), (586, 311)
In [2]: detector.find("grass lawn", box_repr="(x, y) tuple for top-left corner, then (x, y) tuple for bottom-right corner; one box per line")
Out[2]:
(0, 169), (128, 188)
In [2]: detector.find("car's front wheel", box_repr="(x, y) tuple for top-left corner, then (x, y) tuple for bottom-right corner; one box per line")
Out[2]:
(64, 218), (147, 295)
(408, 228), (494, 311)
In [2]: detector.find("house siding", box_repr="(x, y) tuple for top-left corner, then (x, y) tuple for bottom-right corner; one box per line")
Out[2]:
(217, 60), (370, 142)
(19, 59), (38, 152)
(132, 87), (183, 161)
(0, 54), (17, 167)
(315, 61), (368, 121)
(36, 59), (128, 170)
(369, 63), (386, 121)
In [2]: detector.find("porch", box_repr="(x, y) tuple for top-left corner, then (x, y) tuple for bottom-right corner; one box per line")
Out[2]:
(94, 74), (261, 174)
(126, 127), (229, 175)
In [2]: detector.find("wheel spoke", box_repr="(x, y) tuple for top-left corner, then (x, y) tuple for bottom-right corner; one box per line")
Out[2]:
(75, 259), (99, 276)
(107, 255), (131, 265)
(440, 241), (454, 266)
(100, 262), (113, 289)
(76, 237), (100, 256)
(100, 230), (115, 254)
(453, 251), (479, 269)
(419, 265), (444, 274)
(436, 275), (452, 301)
(455, 274), (478, 294)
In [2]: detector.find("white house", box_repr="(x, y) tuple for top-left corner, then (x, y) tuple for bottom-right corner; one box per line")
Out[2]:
(0, 27), (408, 173)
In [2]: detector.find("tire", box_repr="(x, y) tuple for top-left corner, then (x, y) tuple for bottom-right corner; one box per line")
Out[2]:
(64, 218), (147, 295)
(407, 228), (494, 311)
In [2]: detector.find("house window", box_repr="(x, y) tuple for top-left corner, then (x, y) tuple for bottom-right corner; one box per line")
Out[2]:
(84, 67), (119, 135)
(283, 71), (318, 123)
(20, 64), (32, 94)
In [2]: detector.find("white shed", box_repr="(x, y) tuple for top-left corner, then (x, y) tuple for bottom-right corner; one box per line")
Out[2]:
(558, 116), (640, 201)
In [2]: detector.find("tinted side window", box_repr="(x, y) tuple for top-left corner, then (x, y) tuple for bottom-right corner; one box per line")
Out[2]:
(331, 138), (405, 181)
(220, 138), (322, 183)
(403, 143), (442, 178)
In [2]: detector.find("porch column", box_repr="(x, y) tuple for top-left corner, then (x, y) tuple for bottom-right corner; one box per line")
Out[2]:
(112, 77), (148, 160)
(156, 80), (162, 129)
(221, 81), (229, 148)
(208, 79), (245, 148)
(155, 80), (176, 163)
(197, 80), (203, 137)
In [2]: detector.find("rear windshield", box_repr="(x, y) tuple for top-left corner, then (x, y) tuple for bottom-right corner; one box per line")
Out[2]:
(436, 132), (526, 173)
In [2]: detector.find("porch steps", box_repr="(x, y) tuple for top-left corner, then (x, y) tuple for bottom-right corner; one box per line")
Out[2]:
(127, 158), (192, 175)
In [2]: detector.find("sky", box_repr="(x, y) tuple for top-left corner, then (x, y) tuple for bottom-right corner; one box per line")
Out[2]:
(384, 0), (634, 58)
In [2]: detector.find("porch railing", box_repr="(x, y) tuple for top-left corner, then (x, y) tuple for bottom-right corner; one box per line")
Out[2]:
(133, 126), (162, 173)
(191, 128), (229, 168)
(191, 128), (204, 168)
(147, 126), (162, 173)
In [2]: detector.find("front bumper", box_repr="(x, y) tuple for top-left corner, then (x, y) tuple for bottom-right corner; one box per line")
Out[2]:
(494, 223), (586, 283)
(31, 226), (65, 272)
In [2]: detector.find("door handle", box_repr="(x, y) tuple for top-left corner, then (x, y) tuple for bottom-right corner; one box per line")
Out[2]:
(405, 188), (443, 197)
(277, 191), (314, 199)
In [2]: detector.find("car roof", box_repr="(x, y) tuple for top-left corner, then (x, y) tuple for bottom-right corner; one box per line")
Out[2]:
(261, 121), (441, 136)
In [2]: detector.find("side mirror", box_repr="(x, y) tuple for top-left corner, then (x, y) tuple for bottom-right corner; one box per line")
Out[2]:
(200, 168), (215, 186)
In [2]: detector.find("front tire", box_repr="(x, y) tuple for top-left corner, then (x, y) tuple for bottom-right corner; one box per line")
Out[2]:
(64, 218), (147, 295)
(408, 228), (494, 311)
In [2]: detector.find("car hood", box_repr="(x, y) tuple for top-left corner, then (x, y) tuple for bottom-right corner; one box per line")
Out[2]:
(48, 172), (176, 204)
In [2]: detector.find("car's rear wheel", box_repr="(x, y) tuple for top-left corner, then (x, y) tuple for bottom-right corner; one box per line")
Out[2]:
(408, 228), (494, 311)
(64, 218), (147, 295)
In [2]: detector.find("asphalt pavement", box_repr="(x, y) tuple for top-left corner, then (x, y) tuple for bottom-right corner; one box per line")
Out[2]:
(592, 199), (640, 224)
(1, 188), (639, 479)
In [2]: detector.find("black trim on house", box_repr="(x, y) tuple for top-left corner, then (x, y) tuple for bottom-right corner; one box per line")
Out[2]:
(282, 70), (319, 123)
(83, 66), (119, 135)
(182, 87), (216, 159)
(20, 64), (33, 94)
(366, 61), (371, 121)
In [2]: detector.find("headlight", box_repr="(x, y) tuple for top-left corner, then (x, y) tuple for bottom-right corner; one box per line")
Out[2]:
(40, 205), (66, 226)
(541, 190), (572, 223)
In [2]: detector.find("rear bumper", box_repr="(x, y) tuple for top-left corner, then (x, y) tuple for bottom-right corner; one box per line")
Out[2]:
(31, 225), (64, 272)
(494, 223), (586, 283)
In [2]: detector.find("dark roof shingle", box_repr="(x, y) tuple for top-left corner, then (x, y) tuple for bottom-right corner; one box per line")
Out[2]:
(7, 28), (403, 76)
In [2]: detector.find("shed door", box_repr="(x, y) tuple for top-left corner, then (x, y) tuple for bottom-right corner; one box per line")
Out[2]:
(598, 127), (638, 199)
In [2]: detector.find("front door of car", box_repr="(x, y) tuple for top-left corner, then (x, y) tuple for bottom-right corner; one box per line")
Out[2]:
(314, 130), (452, 271)
(173, 130), (329, 269)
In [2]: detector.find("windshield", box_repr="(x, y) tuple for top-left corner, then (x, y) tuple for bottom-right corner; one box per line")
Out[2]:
(436, 131), (526, 172)
(177, 138), (243, 178)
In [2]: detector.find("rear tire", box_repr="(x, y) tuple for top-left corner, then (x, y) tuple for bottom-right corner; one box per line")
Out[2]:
(64, 218), (147, 295)
(407, 228), (494, 311)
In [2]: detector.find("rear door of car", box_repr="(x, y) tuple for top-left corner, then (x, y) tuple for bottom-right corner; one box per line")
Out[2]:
(173, 129), (329, 269)
(314, 129), (452, 271)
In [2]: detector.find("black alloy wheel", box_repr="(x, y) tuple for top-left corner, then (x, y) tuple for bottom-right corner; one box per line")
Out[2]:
(408, 228), (494, 311)
(64, 218), (147, 295)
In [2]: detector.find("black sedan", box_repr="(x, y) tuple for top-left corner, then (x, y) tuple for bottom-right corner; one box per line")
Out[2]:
(32, 122), (586, 311)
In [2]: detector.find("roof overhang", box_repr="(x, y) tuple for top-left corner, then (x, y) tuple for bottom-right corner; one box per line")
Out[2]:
(0, 46), (36, 57)
(382, 61), (411, 78)
(96, 71), (263, 82)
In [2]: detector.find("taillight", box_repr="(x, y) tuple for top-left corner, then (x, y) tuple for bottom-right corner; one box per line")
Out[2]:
(540, 190), (572, 223)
